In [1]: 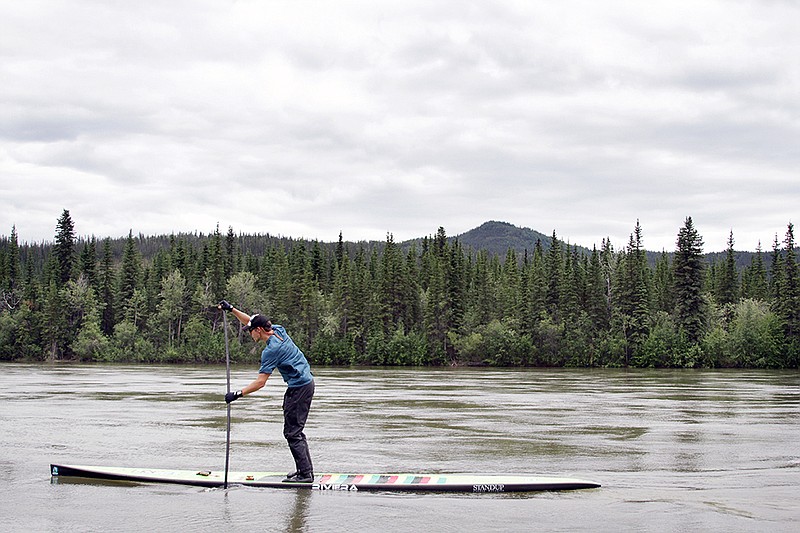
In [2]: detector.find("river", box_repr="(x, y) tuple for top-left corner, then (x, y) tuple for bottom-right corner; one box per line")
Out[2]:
(1, 364), (798, 531)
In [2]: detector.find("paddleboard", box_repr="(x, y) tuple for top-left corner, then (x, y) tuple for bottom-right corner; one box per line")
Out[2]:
(50, 464), (599, 493)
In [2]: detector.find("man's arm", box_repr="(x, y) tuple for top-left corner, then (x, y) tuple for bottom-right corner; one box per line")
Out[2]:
(241, 372), (270, 396)
(229, 306), (252, 327)
(218, 300), (253, 327)
(226, 372), (270, 403)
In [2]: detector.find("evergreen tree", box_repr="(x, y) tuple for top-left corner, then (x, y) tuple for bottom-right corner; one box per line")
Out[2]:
(118, 231), (143, 322)
(79, 237), (98, 290)
(224, 226), (237, 280)
(22, 255), (40, 306)
(331, 253), (352, 336)
(674, 217), (706, 344)
(310, 240), (326, 290)
(560, 244), (583, 322)
(769, 235), (783, 302)
(335, 231), (345, 268)
(652, 251), (675, 314)
(545, 231), (563, 320)
(349, 245), (370, 354)
(288, 244), (310, 324)
(208, 225), (226, 301)
(586, 245), (609, 331)
(6, 225), (20, 290)
(405, 245), (422, 331)
(614, 221), (650, 362)
(269, 245), (292, 322)
(470, 249), (496, 326)
(434, 226), (447, 257)
(445, 239), (467, 334)
(379, 233), (415, 334)
(53, 209), (76, 286)
(99, 238), (115, 335)
(717, 231), (739, 306)
(1, 226), (21, 311)
(775, 223), (800, 340)
(742, 242), (768, 301)
(423, 251), (449, 363)
(298, 245), (321, 347)
(499, 248), (522, 321)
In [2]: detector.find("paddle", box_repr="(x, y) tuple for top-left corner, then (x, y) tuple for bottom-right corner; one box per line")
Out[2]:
(222, 308), (232, 489)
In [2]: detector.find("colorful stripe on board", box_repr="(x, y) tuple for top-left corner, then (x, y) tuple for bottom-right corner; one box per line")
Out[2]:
(316, 473), (449, 485)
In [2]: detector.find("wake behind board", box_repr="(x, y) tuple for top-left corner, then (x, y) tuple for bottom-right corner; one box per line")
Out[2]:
(50, 464), (600, 493)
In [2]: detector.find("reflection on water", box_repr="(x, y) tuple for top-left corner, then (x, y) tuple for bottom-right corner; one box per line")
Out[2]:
(1, 364), (799, 531)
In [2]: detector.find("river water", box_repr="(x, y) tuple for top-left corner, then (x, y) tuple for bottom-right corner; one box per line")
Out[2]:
(1, 364), (798, 532)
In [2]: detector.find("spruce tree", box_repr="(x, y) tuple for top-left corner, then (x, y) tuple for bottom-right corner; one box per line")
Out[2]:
(79, 237), (98, 291)
(378, 233), (400, 332)
(268, 245), (292, 321)
(446, 239), (466, 333)
(775, 223), (800, 340)
(118, 230), (143, 321)
(674, 217), (706, 343)
(434, 227), (447, 257)
(335, 231), (345, 268)
(208, 225), (225, 301)
(561, 245), (581, 322)
(545, 231), (563, 320)
(769, 235), (783, 302)
(717, 231), (739, 306)
(331, 252), (352, 336)
(53, 209), (76, 286)
(586, 245), (609, 331)
(423, 251), (448, 363)
(6, 225), (20, 290)
(614, 221), (650, 362)
(471, 249), (496, 326)
(404, 244), (422, 329)
(298, 245), (320, 346)
(1, 226), (21, 311)
(742, 242), (768, 301)
(499, 248), (521, 321)
(349, 245), (370, 354)
(652, 251), (675, 314)
(99, 238), (115, 335)
(224, 226), (237, 281)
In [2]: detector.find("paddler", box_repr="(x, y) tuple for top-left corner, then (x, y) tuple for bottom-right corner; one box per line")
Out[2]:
(218, 300), (315, 483)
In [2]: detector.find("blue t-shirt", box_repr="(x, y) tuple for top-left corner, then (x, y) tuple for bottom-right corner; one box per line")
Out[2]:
(258, 325), (313, 388)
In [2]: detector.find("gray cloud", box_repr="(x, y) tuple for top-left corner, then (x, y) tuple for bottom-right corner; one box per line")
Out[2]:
(1, 1), (798, 252)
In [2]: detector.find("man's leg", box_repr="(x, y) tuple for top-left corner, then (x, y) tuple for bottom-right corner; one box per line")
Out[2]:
(283, 380), (314, 480)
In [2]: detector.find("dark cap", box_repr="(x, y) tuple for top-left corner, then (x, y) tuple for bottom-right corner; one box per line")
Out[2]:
(245, 314), (272, 332)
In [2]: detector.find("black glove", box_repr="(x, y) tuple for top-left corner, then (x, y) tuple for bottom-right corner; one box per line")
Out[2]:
(218, 300), (233, 311)
(225, 390), (242, 403)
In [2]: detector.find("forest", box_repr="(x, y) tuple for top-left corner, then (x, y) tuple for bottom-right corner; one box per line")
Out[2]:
(1, 210), (798, 368)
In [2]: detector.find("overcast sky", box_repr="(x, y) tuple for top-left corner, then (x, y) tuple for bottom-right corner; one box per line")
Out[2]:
(1, 1), (798, 252)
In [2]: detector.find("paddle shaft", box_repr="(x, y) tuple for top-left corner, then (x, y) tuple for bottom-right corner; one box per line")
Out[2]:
(222, 309), (232, 489)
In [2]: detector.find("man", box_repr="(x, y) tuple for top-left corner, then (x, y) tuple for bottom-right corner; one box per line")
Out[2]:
(218, 300), (315, 483)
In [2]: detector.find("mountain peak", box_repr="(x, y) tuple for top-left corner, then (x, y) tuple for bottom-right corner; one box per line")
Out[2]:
(455, 221), (555, 256)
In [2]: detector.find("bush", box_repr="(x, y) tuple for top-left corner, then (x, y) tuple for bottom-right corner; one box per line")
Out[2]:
(726, 299), (785, 367)
(385, 329), (428, 366)
(635, 312), (681, 368)
(0, 312), (16, 360)
(108, 321), (154, 362)
(310, 334), (356, 366)
(72, 318), (110, 362)
(453, 319), (534, 367)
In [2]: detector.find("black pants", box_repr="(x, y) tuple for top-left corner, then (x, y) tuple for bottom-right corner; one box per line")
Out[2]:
(283, 380), (314, 476)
